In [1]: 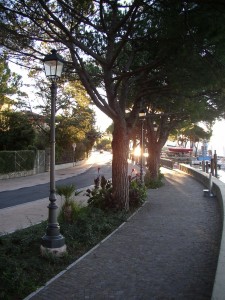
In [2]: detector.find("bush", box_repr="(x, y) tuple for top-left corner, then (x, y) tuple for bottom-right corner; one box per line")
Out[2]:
(58, 201), (82, 224)
(86, 176), (115, 211)
(60, 207), (127, 247)
(56, 184), (83, 223)
(86, 175), (147, 211)
(129, 179), (147, 208)
(144, 170), (164, 189)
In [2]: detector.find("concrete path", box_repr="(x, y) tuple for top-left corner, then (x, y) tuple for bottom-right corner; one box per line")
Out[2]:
(21, 168), (221, 300)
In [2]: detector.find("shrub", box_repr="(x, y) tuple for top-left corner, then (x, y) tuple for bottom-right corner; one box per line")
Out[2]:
(86, 176), (115, 211)
(60, 207), (127, 246)
(144, 170), (164, 189)
(129, 179), (147, 208)
(56, 184), (77, 205)
(56, 184), (82, 223)
(86, 174), (147, 211)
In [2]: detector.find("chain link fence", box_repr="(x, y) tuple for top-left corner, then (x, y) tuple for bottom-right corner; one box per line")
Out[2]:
(0, 150), (46, 179)
(0, 147), (87, 179)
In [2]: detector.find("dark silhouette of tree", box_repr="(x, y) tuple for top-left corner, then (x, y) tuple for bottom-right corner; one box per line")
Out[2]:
(1, 1), (225, 209)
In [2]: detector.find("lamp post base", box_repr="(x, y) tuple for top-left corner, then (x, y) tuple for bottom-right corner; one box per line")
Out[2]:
(41, 233), (66, 257)
(40, 244), (67, 257)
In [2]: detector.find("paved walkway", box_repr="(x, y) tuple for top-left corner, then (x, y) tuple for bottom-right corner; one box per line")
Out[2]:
(16, 168), (221, 300)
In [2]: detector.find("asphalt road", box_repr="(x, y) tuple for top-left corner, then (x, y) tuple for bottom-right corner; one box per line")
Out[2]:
(0, 162), (112, 209)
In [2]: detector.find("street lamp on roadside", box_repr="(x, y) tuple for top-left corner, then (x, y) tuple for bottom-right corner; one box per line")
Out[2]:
(41, 49), (66, 256)
(139, 110), (146, 183)
(72, 143), (76, 166)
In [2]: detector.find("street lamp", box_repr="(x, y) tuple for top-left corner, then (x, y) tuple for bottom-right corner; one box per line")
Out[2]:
(139, 110), (146, 183)
(41, 49), (66, 256)
(72, 143), (76, 166)
(153, 122), (158, 133)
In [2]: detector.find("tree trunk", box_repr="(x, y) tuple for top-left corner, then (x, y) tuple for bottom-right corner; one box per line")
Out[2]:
(147, 148), (161, 181)
(111, 120), (130, 211)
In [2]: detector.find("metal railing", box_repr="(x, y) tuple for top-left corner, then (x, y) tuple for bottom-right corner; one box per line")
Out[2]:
(160, 158), (174, 169)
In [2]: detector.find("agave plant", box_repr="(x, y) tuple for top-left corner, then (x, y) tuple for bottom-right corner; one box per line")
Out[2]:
(56, 184), (82, 223)
(56, 184), (77, 206)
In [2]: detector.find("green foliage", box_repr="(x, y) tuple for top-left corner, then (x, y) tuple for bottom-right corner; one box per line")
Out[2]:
(60, 207), (127, 247)
(56, 184), (78, 205)
(33, 80), (98, 157)
(0, 55), (25, 110)
(129, 180), (147, 208)
(56, 184), (83, 223)
(86, 176), (114, 211)
(58, 201), (82, 224)
(96, 138), (112, 151)
(169, 123), (212, 145)
(144, 170), (164, 189)
(87, 175), (147, 211)
(0, 222), (65, 300)
(33, 128), (50, 150)
(0, 111), (35, 150)
(2, 1), (225, 211)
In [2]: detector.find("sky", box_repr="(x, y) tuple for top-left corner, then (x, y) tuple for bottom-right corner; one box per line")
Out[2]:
(208, 119), (225, 156)
(94, 107), (112, 132)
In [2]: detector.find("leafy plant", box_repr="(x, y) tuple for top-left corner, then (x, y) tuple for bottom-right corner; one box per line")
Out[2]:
(86, 176), (114, 211)
(56, 184), (82, 223)
(129, 180), (147, 208)
(60, 207), (128, 247)
(128, 168), (140, 183)
(56, 184), (77, 205)
(86, 172), (147, 211)
(144, 170), (164, 189)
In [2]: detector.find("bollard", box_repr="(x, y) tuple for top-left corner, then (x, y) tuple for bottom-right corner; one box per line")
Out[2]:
(202, 160), (205, 172)
(214, 151), (218, 178)
(211, 158), (214, 176)
(203, 172), (214, 197)
(209, 173), (213, 196)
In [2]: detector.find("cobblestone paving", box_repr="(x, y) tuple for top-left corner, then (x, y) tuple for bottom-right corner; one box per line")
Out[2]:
(27, 169), (222, 300)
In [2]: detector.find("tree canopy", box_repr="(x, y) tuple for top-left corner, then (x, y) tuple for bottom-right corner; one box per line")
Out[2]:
(0, 111), (35, 150)
(1, 0), (225, 209)
(0, 55), (25, 110)
(30, 79), (99, 157)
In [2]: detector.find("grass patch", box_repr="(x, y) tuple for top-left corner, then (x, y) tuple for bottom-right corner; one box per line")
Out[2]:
(0, 207), (129, 300)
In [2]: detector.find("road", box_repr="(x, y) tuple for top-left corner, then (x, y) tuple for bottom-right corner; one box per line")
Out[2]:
(0, 151), (113, 209)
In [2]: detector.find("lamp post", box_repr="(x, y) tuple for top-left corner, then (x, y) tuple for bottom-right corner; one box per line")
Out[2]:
(153, 122), (158, 133)
(72, 143), (76, 166)
(139, 110), (146, 183)
(41, 49), (66, 256)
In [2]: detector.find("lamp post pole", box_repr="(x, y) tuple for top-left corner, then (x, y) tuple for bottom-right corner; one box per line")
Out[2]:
(139, 110), (146, 184)
(41, 50), (66, 256)
(72, 143), (76, 166)
(140, 120), (144, 183)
